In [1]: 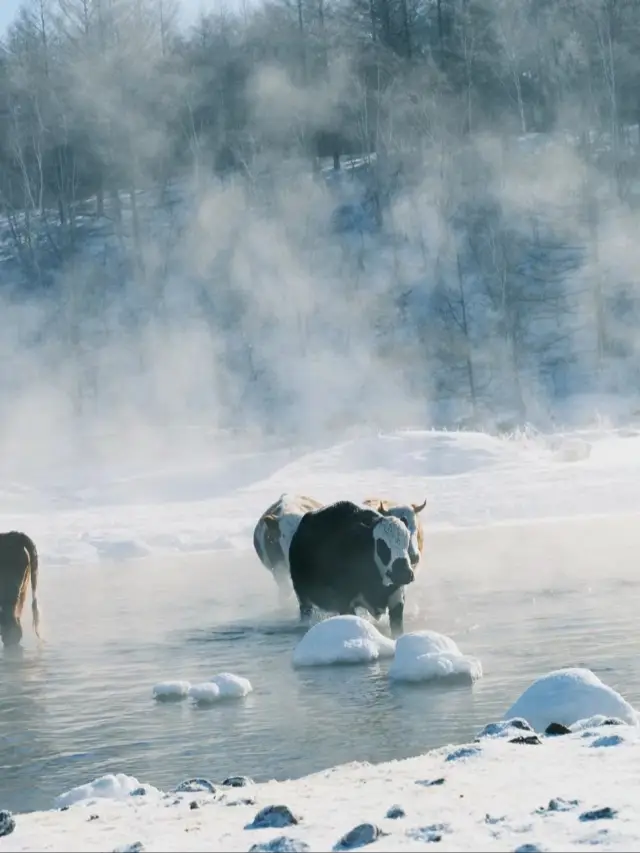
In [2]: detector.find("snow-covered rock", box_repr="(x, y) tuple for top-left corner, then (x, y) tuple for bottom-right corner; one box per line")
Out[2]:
(388, 630), (482, 683)
(503, 668), (639, 732)
(292, 615), (396, 667)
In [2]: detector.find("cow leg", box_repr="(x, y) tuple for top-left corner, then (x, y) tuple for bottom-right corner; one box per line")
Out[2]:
(388, 587), (405, 638)
(298, 597), (314, 625)
(273, 568), (292, 607)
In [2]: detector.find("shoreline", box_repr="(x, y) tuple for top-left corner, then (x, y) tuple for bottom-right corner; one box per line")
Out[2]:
(1, 713), (638, 852)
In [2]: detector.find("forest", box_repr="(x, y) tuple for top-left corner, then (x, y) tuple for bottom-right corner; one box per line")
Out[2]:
(0, 0), (639, 439)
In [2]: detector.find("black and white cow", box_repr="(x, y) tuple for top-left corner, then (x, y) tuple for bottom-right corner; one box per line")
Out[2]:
(287, 500), (416, 638)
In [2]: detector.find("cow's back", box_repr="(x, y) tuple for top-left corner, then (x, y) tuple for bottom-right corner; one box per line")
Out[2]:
(289, 501), (378, 592)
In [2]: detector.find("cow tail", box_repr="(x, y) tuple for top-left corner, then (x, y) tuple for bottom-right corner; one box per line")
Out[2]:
(21, 534), (41, 639)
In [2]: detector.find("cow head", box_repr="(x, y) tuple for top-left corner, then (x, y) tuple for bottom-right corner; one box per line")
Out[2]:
(372, 516), (414, 587)
(376, 499), (426, 568)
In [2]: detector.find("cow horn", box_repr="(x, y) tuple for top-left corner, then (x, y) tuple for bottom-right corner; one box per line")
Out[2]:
(378, 501), (385, 513)
(412, 499), (427, 514)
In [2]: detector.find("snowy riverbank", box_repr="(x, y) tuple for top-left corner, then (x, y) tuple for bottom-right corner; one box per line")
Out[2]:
(2, 669), (640, 852)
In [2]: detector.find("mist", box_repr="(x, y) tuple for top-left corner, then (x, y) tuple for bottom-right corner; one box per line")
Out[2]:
(1, 0), (640, 491)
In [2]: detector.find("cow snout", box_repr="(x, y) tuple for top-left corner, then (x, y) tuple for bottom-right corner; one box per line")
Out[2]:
(389, 557), (414, 586)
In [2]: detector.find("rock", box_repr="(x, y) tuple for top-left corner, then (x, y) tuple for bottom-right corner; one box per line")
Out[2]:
(416, 777), (446, 787)
(0, 811), (15, 838)
(223, 775), (254, 788)
(227, 797), (256, 807)
(476, 719), (533, 741)
(189, 801), (199, 810)
(335, 823), (385, 849)
(535, 797), (579, 814)
(248, 838), (311, 853)
(603, 717), (625, 726)
(579, 807), (618, 822)
(88, 814), (100, 821)
(591, 734), (625, 748)
(174, 778), (217, 794)
(544, 722), (571, 736)
(514, 846), (543, 853)
(407, 824), (449, 843)
(112, 844), (145, 853)
(248, 805), (300, 830)
(385, 805), (405, 819)
(129, 787), (147, 797)
(445, 746), (482, 762)
(508, 735), (543, 745)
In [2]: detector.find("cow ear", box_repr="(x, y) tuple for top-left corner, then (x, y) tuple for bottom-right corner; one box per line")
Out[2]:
(263, 514), (279, 529)
(375, 536), (391, 566)
(412, 499), (427, 514)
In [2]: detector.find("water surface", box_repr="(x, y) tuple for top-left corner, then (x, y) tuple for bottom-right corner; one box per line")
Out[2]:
(2, 512), (640, 813)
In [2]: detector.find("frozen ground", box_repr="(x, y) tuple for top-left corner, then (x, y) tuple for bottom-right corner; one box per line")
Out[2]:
(0, 424), (639, 568)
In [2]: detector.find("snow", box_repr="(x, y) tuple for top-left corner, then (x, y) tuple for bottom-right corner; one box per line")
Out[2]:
(209, 672), (253, 698)
(388, 630), (483, 684)
(6, 425), (640, 569)
(152, 681), (191, 701)
(503, 667), (640, 732)
(187, 673), (253, 704)
(5, 712), (640, 851)
(53, 774), (161, 810)
(153, 673), (253, 705)
(292, 615), (396, 667)
(187, 683), (222, 704)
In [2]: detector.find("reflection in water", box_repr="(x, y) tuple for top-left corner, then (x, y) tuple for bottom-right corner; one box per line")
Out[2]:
(2, 513), (640, 814)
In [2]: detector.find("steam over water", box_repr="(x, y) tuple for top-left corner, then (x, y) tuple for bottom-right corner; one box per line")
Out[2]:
(2, 513), (640, 814)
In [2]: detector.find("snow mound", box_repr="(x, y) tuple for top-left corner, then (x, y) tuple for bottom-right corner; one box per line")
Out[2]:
(188, 683), (222, 705)
(152, 681), (191, 701)
(210, 672), (253, 698)
(292, 615), (396, 668)
(54, 774), (159, 809)
(388, 630), (482, 683)
(503, 667), (639, 732)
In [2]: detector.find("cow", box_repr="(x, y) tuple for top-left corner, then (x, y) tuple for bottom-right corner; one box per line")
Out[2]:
(362, 498), (427, 569)
(253, 493), (324, 602)
(287, 500), (415, 637)
(0, 531), (41, 649)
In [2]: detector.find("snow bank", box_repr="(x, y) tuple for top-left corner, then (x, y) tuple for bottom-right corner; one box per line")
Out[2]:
(388, 631), (482, 684)
(54, 774), (160, 809)
(152, 681), (191, 701)
(292, 615), (396, 668)
(9, 715), (640, 852)
(503, 667), (639, 732)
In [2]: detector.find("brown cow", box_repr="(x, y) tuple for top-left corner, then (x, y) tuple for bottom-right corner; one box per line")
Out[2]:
(362, 498), (427, 569)
(253, 493), (324, 601)
(0, 531), (41, 648)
